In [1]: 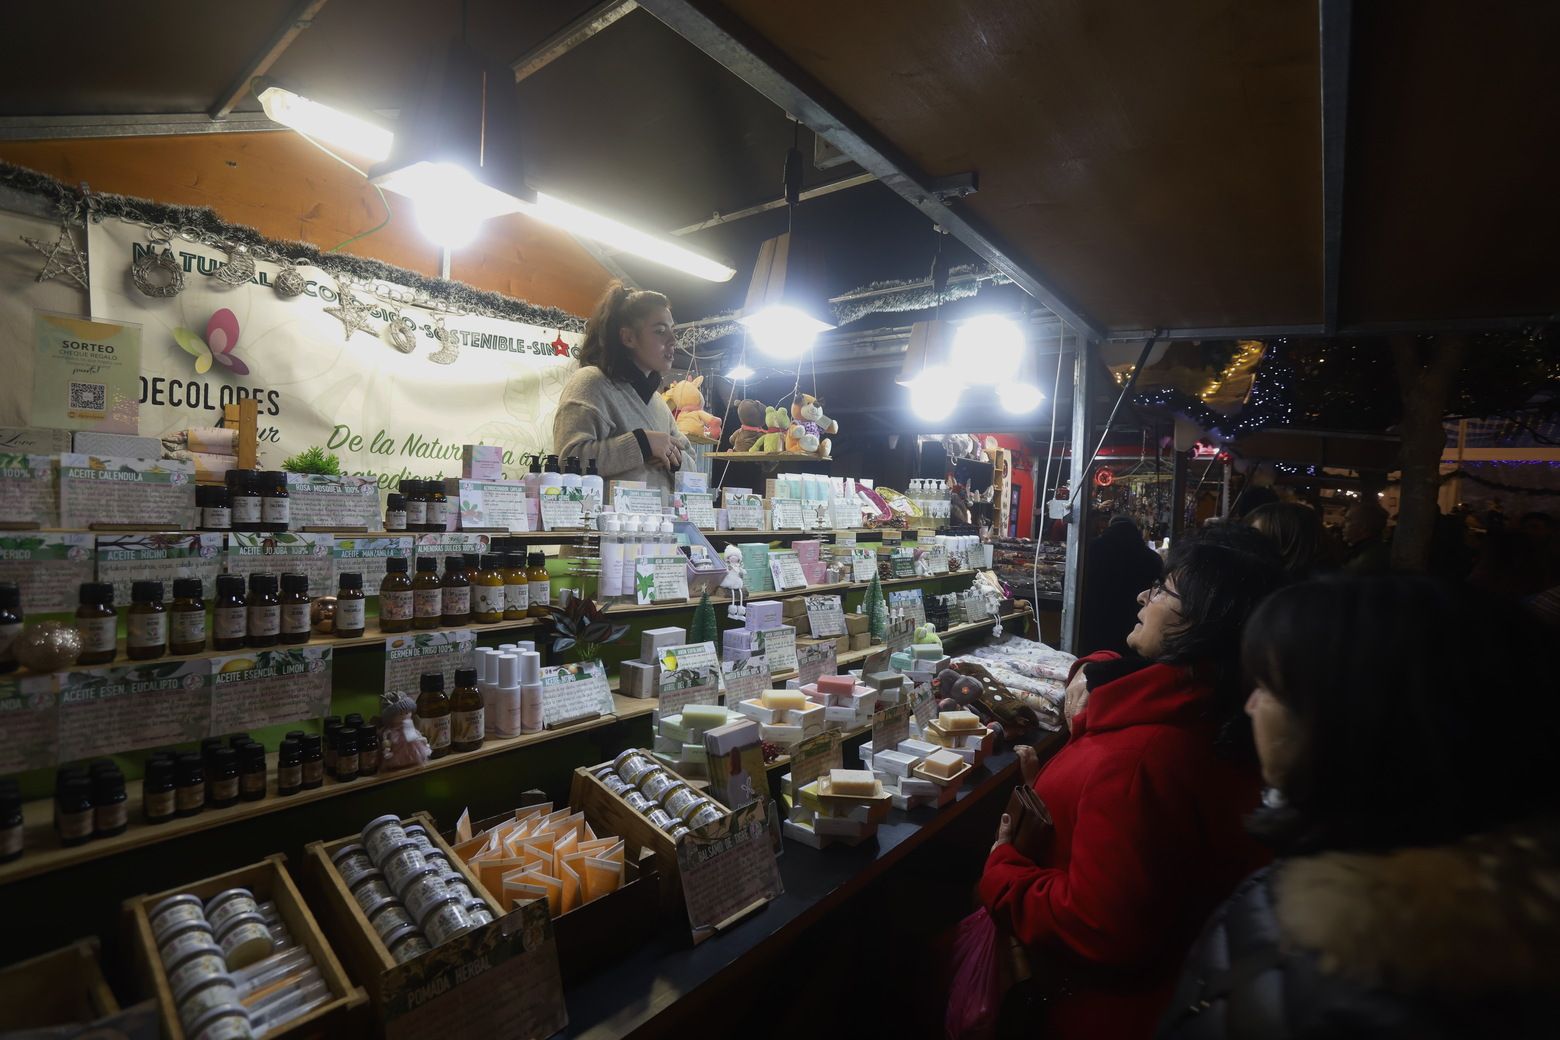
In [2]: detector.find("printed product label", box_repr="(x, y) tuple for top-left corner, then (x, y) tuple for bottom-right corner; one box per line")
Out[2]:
(171, 611), (206, 645)
(418, 713), (451, 750)
(385, 511), (406, 531)
(474, 585), (504, 614)
(58, 809), (93, 840)
(231, 496), (261, 524)
(214, 606), (246, 641)
(176, 785), (202, 812)
(262, 498), (290, 524)
(335, 599), (366, 630)
(95, 801), (128, 831)
(281, 603), (311, 634)
(248, 604), (280, 636)
(427, 501), (449, 525)
(126, 612), (166, 650)
(452, 708), (484, 744)
(405, 501), (427, 525)
(77, 616), (118, 653)
(506, 583), (528, 612)
(414, 589), (442, 618)
(443, 586), (470, 616)
(145, 788), (175, 818)
(381, 591), (413, 621)
(203, 506), (231, 529)
(1, 823), (23, 857)
(529, 580), (550, 607)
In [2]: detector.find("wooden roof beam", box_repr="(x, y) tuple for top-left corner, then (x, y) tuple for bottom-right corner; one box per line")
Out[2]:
(635, 0), (1105, 341)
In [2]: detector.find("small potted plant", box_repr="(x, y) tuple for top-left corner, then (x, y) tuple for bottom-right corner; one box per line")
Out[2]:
(541, 595), (629, 663)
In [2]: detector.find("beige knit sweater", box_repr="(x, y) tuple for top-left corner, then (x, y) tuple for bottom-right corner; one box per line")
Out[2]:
(552, 364), (689, 496)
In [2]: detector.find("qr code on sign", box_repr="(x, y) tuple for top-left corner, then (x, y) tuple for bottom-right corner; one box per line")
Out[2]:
(69, 381), (106, 411)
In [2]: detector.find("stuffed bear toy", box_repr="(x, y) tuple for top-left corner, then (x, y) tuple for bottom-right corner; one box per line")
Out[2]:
(663, 376), (722, 441)
(730, 399), (768, 452)
(932, 666), (1006, 745)
(785, 393), (838, 457)
(755, 404), (788, 452)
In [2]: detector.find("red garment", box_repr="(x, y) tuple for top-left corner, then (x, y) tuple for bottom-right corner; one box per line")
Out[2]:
(977, 653), (1268, 1040)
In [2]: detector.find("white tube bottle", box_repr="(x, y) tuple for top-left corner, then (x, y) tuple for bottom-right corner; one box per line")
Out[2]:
(599, 514), (623, 600)
(492, 652), (522, 738)
(519, 650), (544, 733)
(581, 458), (604, 512)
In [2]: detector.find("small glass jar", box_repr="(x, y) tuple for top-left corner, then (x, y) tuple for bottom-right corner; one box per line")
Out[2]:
(260, 470), (290, 532)
(205, 889), (260, 935)
(426, 482), (449, 531)
(336, 726), (360, 782)
(412, 558), (442, 630)
(300, 734), (324, 789)
(169, 577), (207, 655)
(175, 753), (205, 817)
(199, 483), (232, 532)
(361, 815), (408, 859)
(245, 575), (280, 648)
(91, 768), (128, 837)
(212, 574), (246, 651)
(208, 747), (240, 808)
(74, 582), (118, 666)
(228, 470), (262, 532)
(276, 737), (302, 796)
(335, 572), (365, 638)
(420, 896), (473, 946)
(398, 478), (427, 529)
(358, 725), (381, 777)
(56, 776), (94, 847)
(323, 717), (342, 777)
(385, 493), (407, 532)
(379, 557), (413, 633)
(278, 573), (310, 645)
(143, 755), (176, 824)
(330, 844), (377, 889)
(125, 580), (167, 661)
(237, 742), (266, 801)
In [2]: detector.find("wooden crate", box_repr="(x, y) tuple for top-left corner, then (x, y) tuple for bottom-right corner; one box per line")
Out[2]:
(123, 854), (367, 1040)
(0, 938), (121, 1031)
(449, 806), (660, 984)
(301, 810), (575, 1034)
(569, 761), (687, 905)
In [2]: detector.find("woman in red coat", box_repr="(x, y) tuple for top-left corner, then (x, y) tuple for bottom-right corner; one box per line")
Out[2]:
(978, 526), (1284, 1040)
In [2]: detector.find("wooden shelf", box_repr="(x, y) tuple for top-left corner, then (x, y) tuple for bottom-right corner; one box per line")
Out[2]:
(9, 616), (546, 679)
(25, 527), (940, 544)
(0, 695), (657, 887)
(593, 568), (979, 621)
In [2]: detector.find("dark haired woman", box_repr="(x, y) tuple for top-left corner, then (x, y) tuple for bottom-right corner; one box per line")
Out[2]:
(1159, 576), (1560, 1039)
(977, 525), (1284, 1039)
(552, 282), (689, 496)
(1244, 501), (1326, 580)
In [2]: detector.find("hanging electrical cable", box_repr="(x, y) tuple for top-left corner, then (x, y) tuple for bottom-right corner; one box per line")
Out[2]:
(1033, 337), (1067, 608)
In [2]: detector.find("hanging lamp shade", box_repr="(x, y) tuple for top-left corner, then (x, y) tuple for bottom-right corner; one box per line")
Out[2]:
(369, 38), (534, 244)
(739, 232), (834, 358)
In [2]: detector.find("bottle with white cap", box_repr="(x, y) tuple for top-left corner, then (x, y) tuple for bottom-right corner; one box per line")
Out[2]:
(519, 650), (544, 733)
(599, 514), (623, 600)
(477, 648), (501, 721)
(491, 653), (522, 738)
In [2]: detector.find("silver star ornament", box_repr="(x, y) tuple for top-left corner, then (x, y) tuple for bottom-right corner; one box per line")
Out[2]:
(323, 286), (373, 340)
(21, 225), (90, 291)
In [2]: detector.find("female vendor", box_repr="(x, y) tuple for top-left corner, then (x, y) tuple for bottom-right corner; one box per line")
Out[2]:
(553, 282), (690, 497)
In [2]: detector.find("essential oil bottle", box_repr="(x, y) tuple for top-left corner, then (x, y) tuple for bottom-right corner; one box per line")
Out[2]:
(335, 572), (366, 638)
(168, 578), (206, 655)
(441, 555), (471, 626)
(126, 582), (167, 661)
(246, 575), (280, 648)
(279, 573), (311, 644)
(75, 582), (118, 666)
(379, 557), (413, 633)
(416, 672), (452, 759)
(212, 574), (247, 651)
(412, 557), (442, 629)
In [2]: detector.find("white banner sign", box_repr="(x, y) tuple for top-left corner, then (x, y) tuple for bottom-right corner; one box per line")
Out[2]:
(78, 217), (582, 491)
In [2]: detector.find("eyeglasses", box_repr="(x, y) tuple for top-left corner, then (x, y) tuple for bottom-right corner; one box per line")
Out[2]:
(1148, 578), (1182, 602)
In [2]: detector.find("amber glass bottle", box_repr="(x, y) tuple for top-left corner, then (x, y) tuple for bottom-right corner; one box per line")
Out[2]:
(75, 582), (118, 665)
(415, 672), (451, 759)
(526, 552), (551, 618)
(502, 552), (529, 620)
(426, 482), (450, 532)
(126, 581), (167, 661)
(212, 574), (246, 651)
(471, 553), (504, 623)
(168, 578), (206, 655)
(335, 572), (366, 638)
(441, 555), (471, 627)
(450, 667), (484, 752)
(379, 557), (413, 633)
(279, 573), (310, 645)
(412, 557), (442, 629)
(246, 575), (280, 648)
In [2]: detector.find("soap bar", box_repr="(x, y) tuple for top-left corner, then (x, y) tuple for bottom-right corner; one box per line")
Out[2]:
(681, 704), (730, 732)
(922, 748), (964, 778)
(875, 749), (918, 778)
(897, 738), (940, 759)
(890, 652), (913, 672)
(912, 644), (945, 661)
(743, 600), (784, 631)
(938, 710), (983, 732)
(898, 776), (939, 798)
(703, 718), (760, 756)
(761, 689), (808, 712)
(827, 769), (878, 796)
(722, 628), (753, 652)
(735, 699), (776, 725)
(824, 705), (858, 724)
(641, 627), (688, 660)
(791, 702), (826, 732)
(864, 671), (903, 691)
(817, 675), (857, 696)
(761, 723), (804, 745)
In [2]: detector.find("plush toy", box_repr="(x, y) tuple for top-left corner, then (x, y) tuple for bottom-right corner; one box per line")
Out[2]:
(720, 544), (748, 618)
(757, 405), (788, 452)
(730, 399), (768, 452)
(914, 622), (942, 648)
(932, 666), (1006, 745)
(664, 376), (723, 441)
(785, 393), (838, 457)
(379, 691), (431, 770)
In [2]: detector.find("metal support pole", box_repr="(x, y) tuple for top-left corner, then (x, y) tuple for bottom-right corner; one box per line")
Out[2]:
(1060, 337), (1093, 654)
(1169, 450), (1189, 542)
(440, 247), (452, 280)
(1221, 459), (1232, 519)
